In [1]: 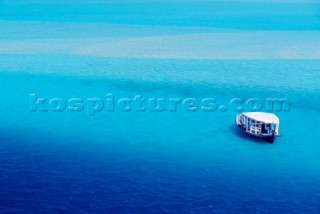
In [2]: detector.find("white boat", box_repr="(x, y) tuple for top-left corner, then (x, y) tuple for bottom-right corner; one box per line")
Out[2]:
(236, 112), (280, 143)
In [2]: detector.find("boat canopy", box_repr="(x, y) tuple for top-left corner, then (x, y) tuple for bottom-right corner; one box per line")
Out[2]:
(242, 112), (279, 124)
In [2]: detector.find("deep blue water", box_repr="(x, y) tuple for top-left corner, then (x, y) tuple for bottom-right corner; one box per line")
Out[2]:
(1, 1), (320, 213)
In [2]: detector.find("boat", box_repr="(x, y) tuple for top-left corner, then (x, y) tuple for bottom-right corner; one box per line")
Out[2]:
(236, 112), (280, 143)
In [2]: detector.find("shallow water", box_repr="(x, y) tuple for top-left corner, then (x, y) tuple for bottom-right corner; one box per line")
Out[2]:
(0, 0), (320, 213)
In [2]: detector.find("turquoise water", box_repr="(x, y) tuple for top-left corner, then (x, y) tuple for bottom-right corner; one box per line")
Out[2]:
(1, 0), (320, 213)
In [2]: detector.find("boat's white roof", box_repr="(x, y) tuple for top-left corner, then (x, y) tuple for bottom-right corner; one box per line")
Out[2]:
(242, 112), (280, 124)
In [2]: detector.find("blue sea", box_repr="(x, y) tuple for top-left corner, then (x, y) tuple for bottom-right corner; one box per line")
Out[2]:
(0, 0), (320, 213)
